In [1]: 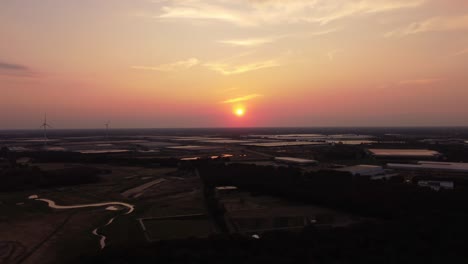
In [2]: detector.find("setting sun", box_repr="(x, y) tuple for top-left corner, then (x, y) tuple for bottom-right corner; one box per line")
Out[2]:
(234, 108), (245, 117)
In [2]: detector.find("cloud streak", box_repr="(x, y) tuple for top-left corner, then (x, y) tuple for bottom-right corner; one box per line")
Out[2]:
(158, 2), (256, 27)
(218, 37), (276, 47)
(385, 15), (468, 37)
(132, 58), (200, 72)
(0, 62), (29, 71)
(155, 0), (426, 27)
(221, 94), (263, 103)
(0, 61), (35, 77)
(132, 56), (280, 75)
(204, 60), (280, 75)
(218, 28), (339, 48)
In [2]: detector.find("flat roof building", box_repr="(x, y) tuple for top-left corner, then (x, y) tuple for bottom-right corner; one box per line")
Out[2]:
(387, 161), (468, 173)
(368, 149), (440, 158)
(198, 139), (252, 144)
(418, 180), (454, 191)
(274, 157), (318, 166)
(166, 145), (225, 152)
(243, 142), (325, 147)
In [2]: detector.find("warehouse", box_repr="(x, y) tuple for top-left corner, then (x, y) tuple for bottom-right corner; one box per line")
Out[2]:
(368, 149), (440, 159)
(274, 157), (318, 166)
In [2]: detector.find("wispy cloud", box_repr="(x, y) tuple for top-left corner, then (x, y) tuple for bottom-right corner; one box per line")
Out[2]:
(385, 15), (468, 37)
(0, 61), (35, 77)
(218, 37), (276, 47)
(453, 47), (468, 56)
(158, 2), (255, 27)
(155, 0), (425, 27)
(276, 0), (426, 25)
(218, 28), (339, 48)
(132, 56), (280, 75)
(221, 94), (263, 104)
(308, 27), (341, 36)
(398, 78), (443, 85)
(204, 60), (280, 75)
(0, 62), (29, 71)
(132, 58), (200, 72)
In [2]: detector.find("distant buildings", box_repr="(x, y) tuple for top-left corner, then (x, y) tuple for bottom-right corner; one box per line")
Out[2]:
(274, 157), (318, 166)
(387, 161), (468, 173)
(242, 142), (325, 147)
(333, 165), (402, 180)
(245, 134), (373, 141)
(166, 145), (225, 152)
(368, 149), (441, 159)
(418, 181), (454, 191)
(386, 161), (468, 191)
(420, 138), (466, 145)
(198, 139), (252, 144)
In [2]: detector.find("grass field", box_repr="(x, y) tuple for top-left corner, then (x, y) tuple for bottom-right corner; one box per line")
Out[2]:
(0, 163), (191, 263)
(143, 217), (213, 241)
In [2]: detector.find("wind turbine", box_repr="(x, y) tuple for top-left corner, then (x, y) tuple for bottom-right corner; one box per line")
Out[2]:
(40, 113), (52, 146)
(105, 121), (110, 139)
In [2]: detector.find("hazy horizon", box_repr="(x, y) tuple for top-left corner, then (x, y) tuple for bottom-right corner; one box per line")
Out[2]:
(2, 125), (468, 133)
(1, 0), (468, 129)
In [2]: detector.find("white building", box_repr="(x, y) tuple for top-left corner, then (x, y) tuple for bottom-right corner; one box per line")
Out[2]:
(418, 181), (454, 191)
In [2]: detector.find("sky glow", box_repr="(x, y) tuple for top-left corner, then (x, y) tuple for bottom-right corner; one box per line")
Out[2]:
(1, 0), (467, 128)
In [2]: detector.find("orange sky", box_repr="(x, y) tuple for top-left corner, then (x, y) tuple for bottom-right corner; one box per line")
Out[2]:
(1, 0), (468, 128)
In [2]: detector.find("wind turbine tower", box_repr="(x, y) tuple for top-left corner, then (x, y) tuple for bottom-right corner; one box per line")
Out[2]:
(40, 114), (52, 147)
(105, 121), (110, 139)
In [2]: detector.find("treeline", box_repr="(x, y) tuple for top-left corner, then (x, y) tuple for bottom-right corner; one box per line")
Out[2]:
(0, 166), (103, 191)
(198, 163), (468, 219)
(1, 149), (180, 167)
(432, 145), (468, 162)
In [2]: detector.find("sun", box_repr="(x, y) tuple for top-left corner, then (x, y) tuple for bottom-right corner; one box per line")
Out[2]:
(234, 107), (245, 117)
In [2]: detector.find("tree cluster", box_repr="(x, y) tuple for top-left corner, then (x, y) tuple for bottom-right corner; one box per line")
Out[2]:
(0, 166), (102, 191)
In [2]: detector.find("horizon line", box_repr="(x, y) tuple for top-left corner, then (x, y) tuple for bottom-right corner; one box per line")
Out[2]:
(1, 125), (468, 131)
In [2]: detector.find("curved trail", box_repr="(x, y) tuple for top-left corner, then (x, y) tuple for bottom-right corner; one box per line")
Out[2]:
(92, 216), (116, 249)
(29, 195), (134, 249)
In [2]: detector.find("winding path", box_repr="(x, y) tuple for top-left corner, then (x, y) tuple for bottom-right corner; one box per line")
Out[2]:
(29, 195), (134, 249)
